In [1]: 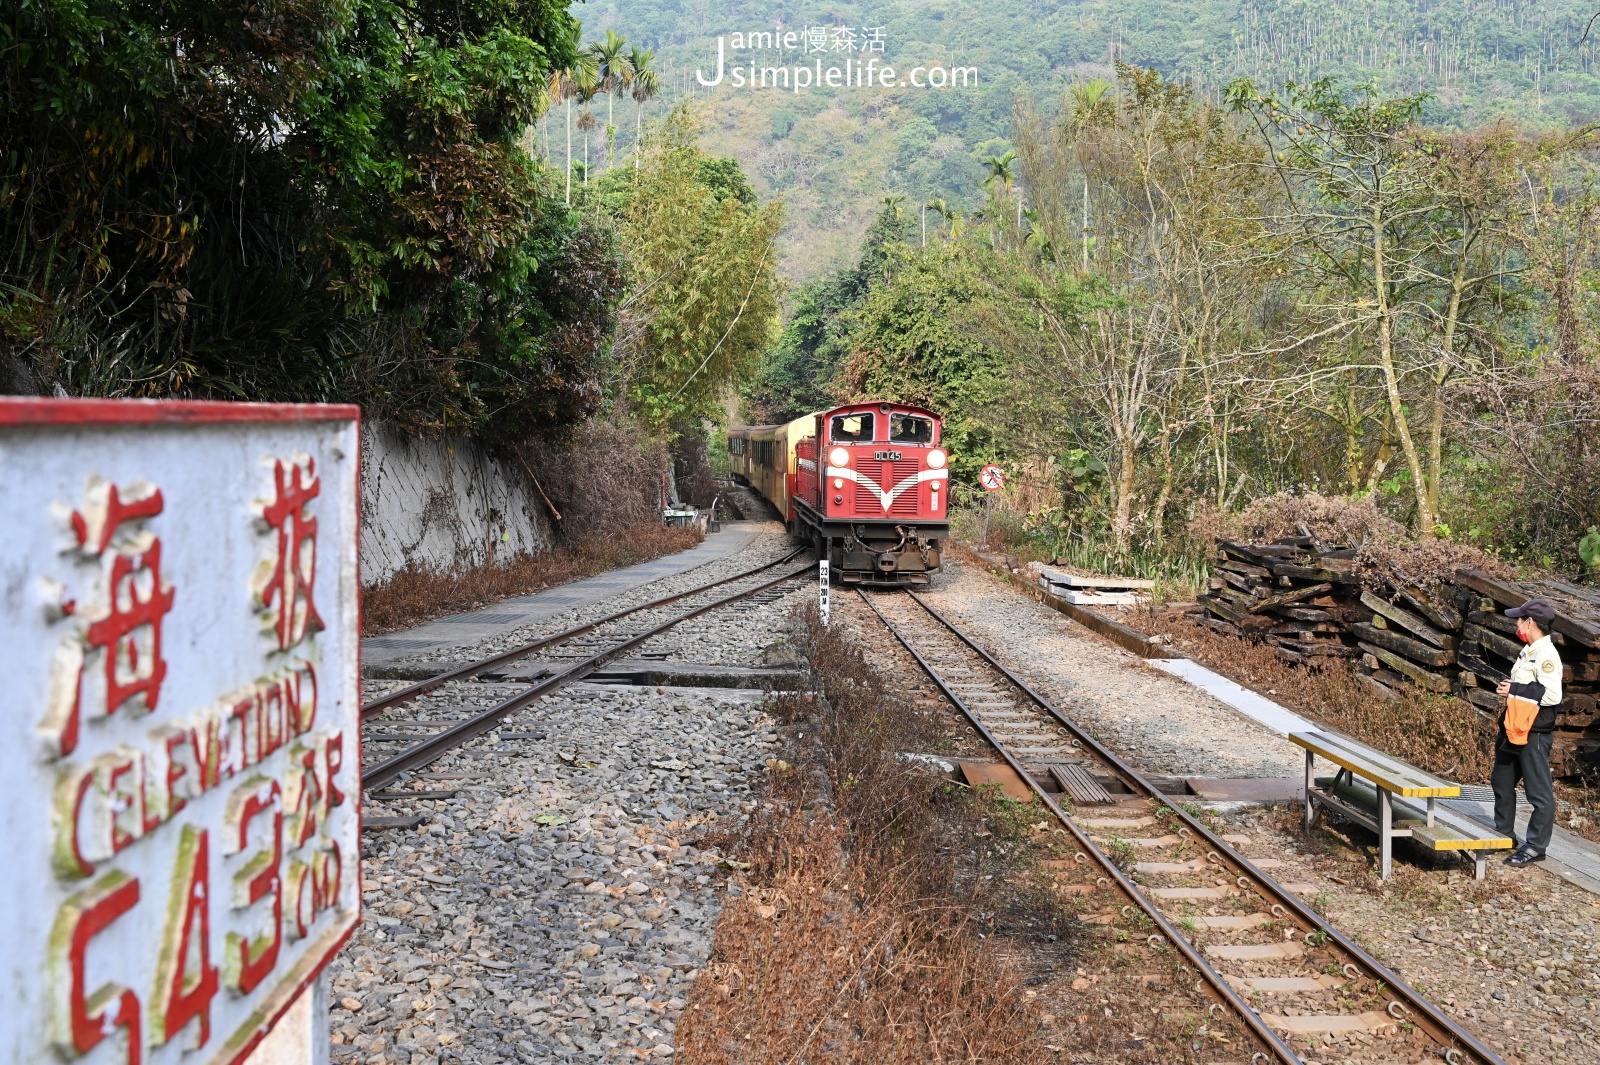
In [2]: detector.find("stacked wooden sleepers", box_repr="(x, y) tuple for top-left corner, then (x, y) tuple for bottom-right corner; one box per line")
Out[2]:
(1197, 537), (1600, 777)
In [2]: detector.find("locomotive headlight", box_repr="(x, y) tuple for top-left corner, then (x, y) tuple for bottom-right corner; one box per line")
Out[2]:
(828, 447), (850, 468)
(833, 478), (844, 489)
(926, 449), (947, 469)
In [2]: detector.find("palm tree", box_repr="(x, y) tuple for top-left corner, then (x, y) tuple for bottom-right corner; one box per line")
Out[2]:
(923, 197), (950, 244)
(628, 46), (660, 163)
(549, 52), (598, 206)
(573, 66), (601, 186)
(981, 150), (1018, 197)
(881, 194), (906, 220)
(1069, 78), (1116, 131)
(590, 30), (629, 172)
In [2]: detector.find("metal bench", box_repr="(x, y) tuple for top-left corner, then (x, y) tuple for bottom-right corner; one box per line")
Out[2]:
(1291, 730), (1512, 880)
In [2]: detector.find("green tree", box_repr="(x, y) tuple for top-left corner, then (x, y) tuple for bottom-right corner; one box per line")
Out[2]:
(840, 242), (1015, 486)
(590, 29), (630, 172)
(2, 0), (621, 441)
(628, 46), (662, 155)
(604, 105), (783, 430)
(1229, 77), (1535, 536)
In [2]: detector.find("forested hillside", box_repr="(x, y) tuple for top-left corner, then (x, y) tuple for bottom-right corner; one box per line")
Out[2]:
(581, 0), (1600, 277)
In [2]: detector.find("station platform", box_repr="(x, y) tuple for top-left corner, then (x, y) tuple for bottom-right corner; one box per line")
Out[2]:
(361, 523), (764, 668)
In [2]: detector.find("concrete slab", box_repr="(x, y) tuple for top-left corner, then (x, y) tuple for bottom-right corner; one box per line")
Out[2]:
(1148, 658), (1315, 736)
(362, 523), (764, 667)
(1206, 942), (1304, 960)
(1186, 778), (1304, 803)
(1263, 1010), (1393, 1034)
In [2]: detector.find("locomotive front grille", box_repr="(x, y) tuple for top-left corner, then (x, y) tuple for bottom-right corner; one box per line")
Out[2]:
(851, 459), (924, 516)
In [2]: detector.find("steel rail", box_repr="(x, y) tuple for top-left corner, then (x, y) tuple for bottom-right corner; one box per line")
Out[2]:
(360, 562), (814, 791)
(900, 589), (1502, 1065)
(854, 590), (1301, 1065)
(361, 548), (809, 721)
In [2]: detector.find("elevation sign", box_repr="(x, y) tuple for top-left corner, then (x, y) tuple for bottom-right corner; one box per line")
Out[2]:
(0, 398), (362, 1065)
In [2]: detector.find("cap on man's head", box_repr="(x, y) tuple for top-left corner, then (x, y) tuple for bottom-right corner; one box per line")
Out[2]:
(1507, 598), (1557, 627)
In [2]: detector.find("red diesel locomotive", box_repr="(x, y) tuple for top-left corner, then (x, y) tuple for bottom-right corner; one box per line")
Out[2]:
(729, 402), (948, 585)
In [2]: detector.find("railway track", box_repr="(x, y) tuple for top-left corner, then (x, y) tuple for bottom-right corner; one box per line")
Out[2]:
(358, 549), (812, 791)
(857, 588), (1504, 1065)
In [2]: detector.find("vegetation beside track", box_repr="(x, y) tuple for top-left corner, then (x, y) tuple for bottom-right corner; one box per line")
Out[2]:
(678, 604), (1262, 1063)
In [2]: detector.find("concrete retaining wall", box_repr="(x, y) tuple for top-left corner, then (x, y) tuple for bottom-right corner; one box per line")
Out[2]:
(359, 422), (553, 587)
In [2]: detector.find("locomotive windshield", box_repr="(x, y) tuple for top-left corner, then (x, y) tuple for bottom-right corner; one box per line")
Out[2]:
(831, 413), (874, 441)
(890, 413), (933, 444)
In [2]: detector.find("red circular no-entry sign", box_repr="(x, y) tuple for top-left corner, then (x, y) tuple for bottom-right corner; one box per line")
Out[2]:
(979, 464), (1005, 491)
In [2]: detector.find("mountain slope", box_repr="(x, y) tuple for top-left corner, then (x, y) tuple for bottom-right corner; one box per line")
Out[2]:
(574, 0), (1600, 279)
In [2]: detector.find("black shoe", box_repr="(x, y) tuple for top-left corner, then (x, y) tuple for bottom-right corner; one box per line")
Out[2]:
(1506, 844), (1545, 867)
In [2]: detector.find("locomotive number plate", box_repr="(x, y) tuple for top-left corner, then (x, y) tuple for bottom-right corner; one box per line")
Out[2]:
(874, 450), (903, 461)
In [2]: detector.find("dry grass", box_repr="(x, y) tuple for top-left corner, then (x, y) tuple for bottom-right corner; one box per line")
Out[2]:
(681, 606), (1266, 1064)
(1132, 607), (1496, 783)
(677, 606), (1051, 1064)
(360, 524), (701, 635)
(1193, 491), (1512, 588)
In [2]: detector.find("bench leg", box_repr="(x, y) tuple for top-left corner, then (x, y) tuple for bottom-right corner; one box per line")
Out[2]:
(1378, 788), (1393, 881)
(1303, 750), (1316, 835)
(1470, 852), (1487, 881)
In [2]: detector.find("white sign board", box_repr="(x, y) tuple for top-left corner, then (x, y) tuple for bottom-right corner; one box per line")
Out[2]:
(979, 464), (1006, 491)
(0, 399), (362, 1065)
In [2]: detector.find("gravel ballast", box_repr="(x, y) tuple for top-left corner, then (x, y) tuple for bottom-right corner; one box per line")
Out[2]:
(331, 523), (803, 1064)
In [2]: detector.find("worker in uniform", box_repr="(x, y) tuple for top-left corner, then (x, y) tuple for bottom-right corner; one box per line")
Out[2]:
(1493, 597), (1563, 868)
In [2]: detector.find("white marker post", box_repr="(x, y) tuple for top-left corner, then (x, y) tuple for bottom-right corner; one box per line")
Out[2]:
(818, 558), (831, 627)
(0, 398), (362, 1065)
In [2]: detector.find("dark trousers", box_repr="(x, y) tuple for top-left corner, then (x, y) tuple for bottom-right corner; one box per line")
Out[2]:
(1492, 731), (1556, 854)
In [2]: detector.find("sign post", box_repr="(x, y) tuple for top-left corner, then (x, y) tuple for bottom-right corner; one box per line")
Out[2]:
(818, 557), (831, 627)
(0, 398), (363, 1065)
(979, 464), (1006, 548)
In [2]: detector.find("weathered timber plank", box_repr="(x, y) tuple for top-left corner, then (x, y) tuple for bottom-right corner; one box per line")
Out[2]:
(1216, 568), (1261, 594)
(1399, 586), (1463, 631)
(1202, 597), (1246, 625)
(1464, 688), (1502, 715)
(1359, 590), (1455, 649)
(1352, 623), (1456, 667)
(1267, 605), (1334, 622)
(1463, 622), (1522, 663)
(1273, 564), (1359, 584)
(1456, 651), (1509, 684)
(1457, 568), (1600, 649)
(1357, 641), (1454, 692)
(1248, 582), (1334, 615)
(1220, 540), (1301, 560)
(1355, 673), (1400, 702)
